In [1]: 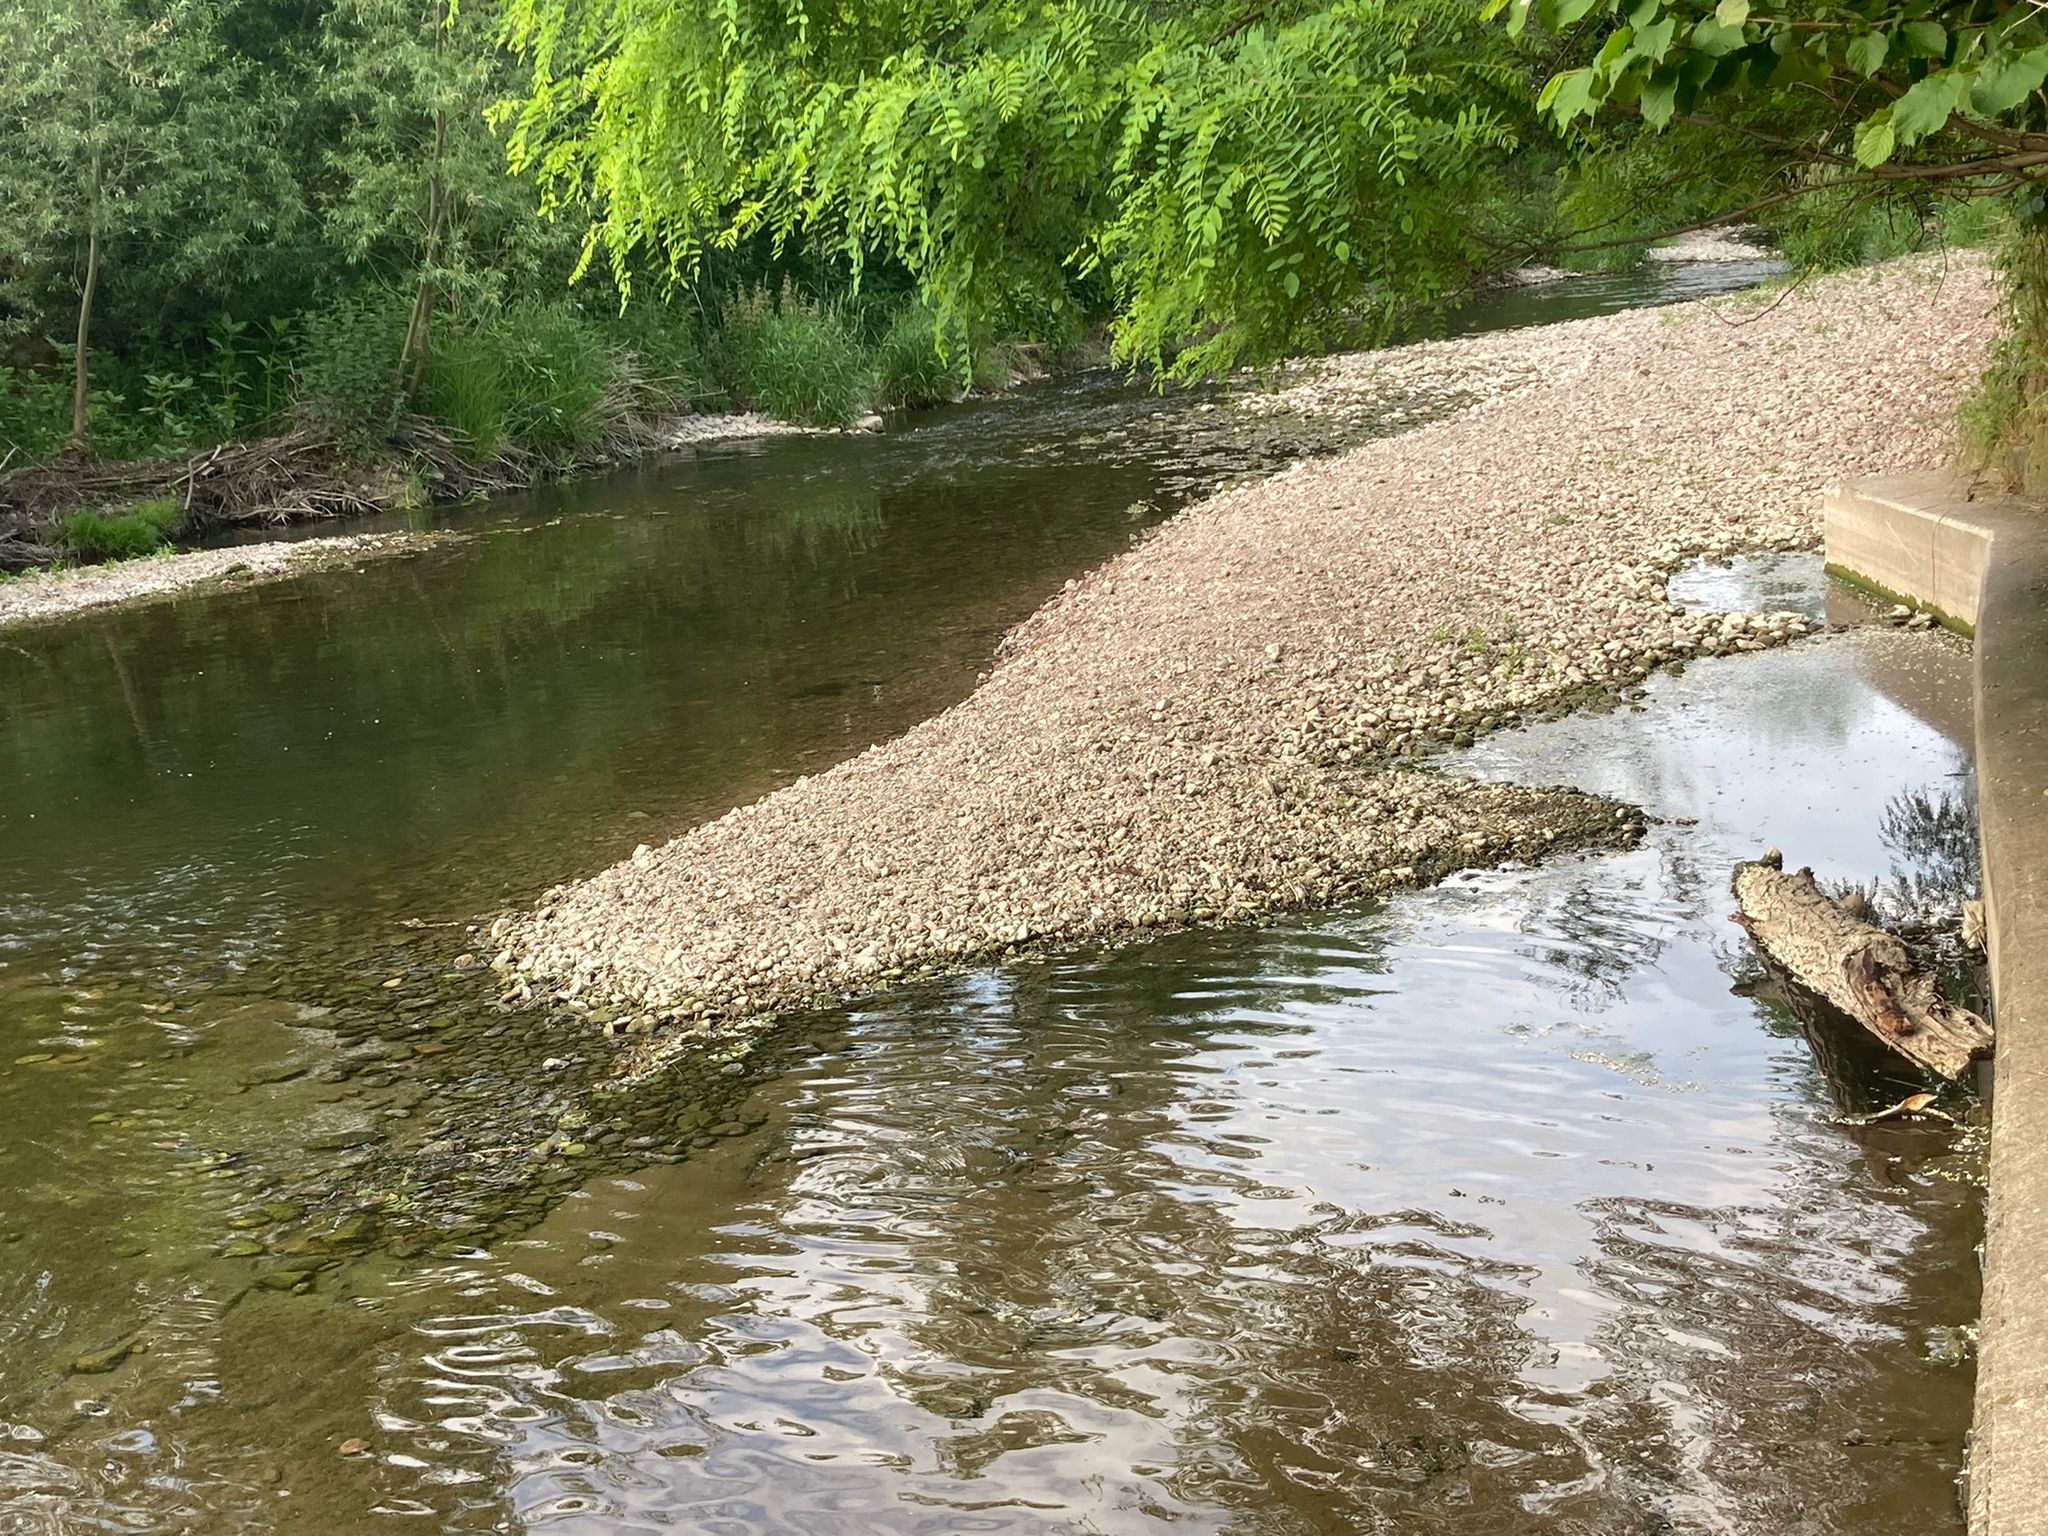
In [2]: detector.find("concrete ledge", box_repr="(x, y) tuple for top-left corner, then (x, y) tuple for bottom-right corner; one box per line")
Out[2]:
(1826, 474), (2048, 1536)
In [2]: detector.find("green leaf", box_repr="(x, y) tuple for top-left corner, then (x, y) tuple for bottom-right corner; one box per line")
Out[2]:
(1633, 16), (1676, 62)
(1852, 111), (1896, 167)
(1595, 25), (1635, 71)
(1714, 0), (1748, 29)
(1638, 70), (1677, 126)
(1893, 69), (1965, 143)
(1547, 66), (1599, 122)
(1970, 47), (2048, 115)
(1901, 21), (1948, 59)
(1283, 270), (1300, 298)
(1845, 31), (1888, 77)
(1548, 0), (1606, 27)
(1690, 16), (1745, 56)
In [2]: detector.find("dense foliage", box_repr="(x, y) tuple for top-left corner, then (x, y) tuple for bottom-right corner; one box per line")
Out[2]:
(1511, 0), (2048, 185)
(0, 0), (980, 478)
(501, 0), (1553, 377)
(5, 0), (2041, 501)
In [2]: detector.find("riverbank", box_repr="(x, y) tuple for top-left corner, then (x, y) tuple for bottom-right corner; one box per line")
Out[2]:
(0, 530), (457, 629)
(0, 403), (845, 578)
(500, 252), (1999, 1042)
(0, 408), (858, 627)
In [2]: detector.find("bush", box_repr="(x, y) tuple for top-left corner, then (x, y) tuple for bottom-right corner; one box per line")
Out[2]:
(54, 497), (182, 561)
(869, 303), (962, 411)
(0, 363), (72, 464)
(294, 291), (413, 446)
(714, 283), (873, 426)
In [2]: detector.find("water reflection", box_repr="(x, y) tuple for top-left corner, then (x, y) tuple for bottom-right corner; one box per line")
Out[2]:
(0, 328), (1979, 1533)
(135, 618), (1972, 1534)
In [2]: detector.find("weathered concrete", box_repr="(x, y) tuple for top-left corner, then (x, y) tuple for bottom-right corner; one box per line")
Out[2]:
(1826, 474), (2048, 1536)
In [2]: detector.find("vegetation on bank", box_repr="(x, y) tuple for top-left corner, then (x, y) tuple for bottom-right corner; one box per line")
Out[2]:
(8, 0), (2048, 571)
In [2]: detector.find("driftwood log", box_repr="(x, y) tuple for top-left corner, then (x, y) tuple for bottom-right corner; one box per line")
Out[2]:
(1732, 852), (1992, 1080)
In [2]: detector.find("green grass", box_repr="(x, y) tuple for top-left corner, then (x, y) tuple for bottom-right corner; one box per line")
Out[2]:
(54, 497), (183, 561)
(714, 285), (875, 427)
(869, 303), (962, 411)
(421, 303), (631, 461)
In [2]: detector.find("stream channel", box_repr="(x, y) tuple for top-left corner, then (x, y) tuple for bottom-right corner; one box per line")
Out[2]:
(0, 257), (1988, 1534)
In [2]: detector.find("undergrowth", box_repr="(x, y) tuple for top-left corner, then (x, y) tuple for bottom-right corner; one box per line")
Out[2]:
(54, 497), (182, 561)
(1957, 218), (2048, 493)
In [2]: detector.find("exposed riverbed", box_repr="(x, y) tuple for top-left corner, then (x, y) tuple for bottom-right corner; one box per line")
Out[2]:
(0, 255), (1986, 1532)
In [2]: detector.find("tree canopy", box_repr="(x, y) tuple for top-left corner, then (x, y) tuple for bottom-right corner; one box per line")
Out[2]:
(1512, 0), (2048, 192)
(499, 0), (1550, 375)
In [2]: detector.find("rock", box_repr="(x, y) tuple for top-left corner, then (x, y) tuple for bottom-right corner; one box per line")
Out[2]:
(71, 1340), (138, 1374)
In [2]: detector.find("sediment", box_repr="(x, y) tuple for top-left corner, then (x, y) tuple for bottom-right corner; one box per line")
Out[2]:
(500, 254), (2000, 1040)
(0, 531), (444, 629)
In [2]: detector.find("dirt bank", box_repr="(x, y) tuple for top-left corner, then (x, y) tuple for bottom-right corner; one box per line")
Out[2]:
(493, 255), (1996, 1040)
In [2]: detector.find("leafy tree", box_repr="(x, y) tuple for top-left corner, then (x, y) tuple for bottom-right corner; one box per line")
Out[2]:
(0, 0), (194, 449)
(321, 0), (580, 394)
(1504, 0), (2048, 193)
(1501, 0), (2048, 481)
(0, 0), (307, 451)
(499, 0), (1545, 377)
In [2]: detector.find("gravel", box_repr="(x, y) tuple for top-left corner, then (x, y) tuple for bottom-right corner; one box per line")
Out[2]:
(502, 254), (1999, 1042)
(0, 531), (441, 629)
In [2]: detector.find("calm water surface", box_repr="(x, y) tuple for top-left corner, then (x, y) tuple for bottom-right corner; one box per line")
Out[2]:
(0, 260), (1985, 1534)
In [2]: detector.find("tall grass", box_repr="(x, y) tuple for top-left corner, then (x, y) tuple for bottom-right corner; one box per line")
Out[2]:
(870, 303), (963, 410)
(713, 283), (875, 426)
(419, 303), (630, 460)
(1958, 218), (2048, 492)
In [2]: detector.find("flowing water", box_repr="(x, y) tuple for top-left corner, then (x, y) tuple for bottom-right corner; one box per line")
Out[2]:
(0, 259), (1988, 1534)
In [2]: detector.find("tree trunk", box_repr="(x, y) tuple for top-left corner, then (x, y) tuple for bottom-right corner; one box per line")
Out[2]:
(397, 6), (450, 402)
(1731, 854), (1992, 1080)
(70, 223), (100, 452)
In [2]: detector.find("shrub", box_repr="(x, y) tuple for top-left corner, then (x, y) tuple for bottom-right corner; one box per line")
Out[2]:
(54, 497), (182, 561)
(714, 283), (872, 426)
(294, 291), (413, 446)
(0, 363), (72, 464)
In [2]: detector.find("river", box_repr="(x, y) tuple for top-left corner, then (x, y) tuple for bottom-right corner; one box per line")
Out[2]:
(0, 257), (1984, 1533)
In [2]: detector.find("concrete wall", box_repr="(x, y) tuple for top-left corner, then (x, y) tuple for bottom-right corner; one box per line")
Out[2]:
(1825, 476), (2048, 1536)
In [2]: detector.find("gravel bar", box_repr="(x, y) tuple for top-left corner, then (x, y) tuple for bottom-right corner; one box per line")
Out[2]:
(500, 254), (1999, 1040)
(0, 530), (441, 629)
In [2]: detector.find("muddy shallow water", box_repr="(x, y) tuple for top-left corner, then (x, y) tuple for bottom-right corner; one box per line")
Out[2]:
(0, 258), (1986, 1534)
